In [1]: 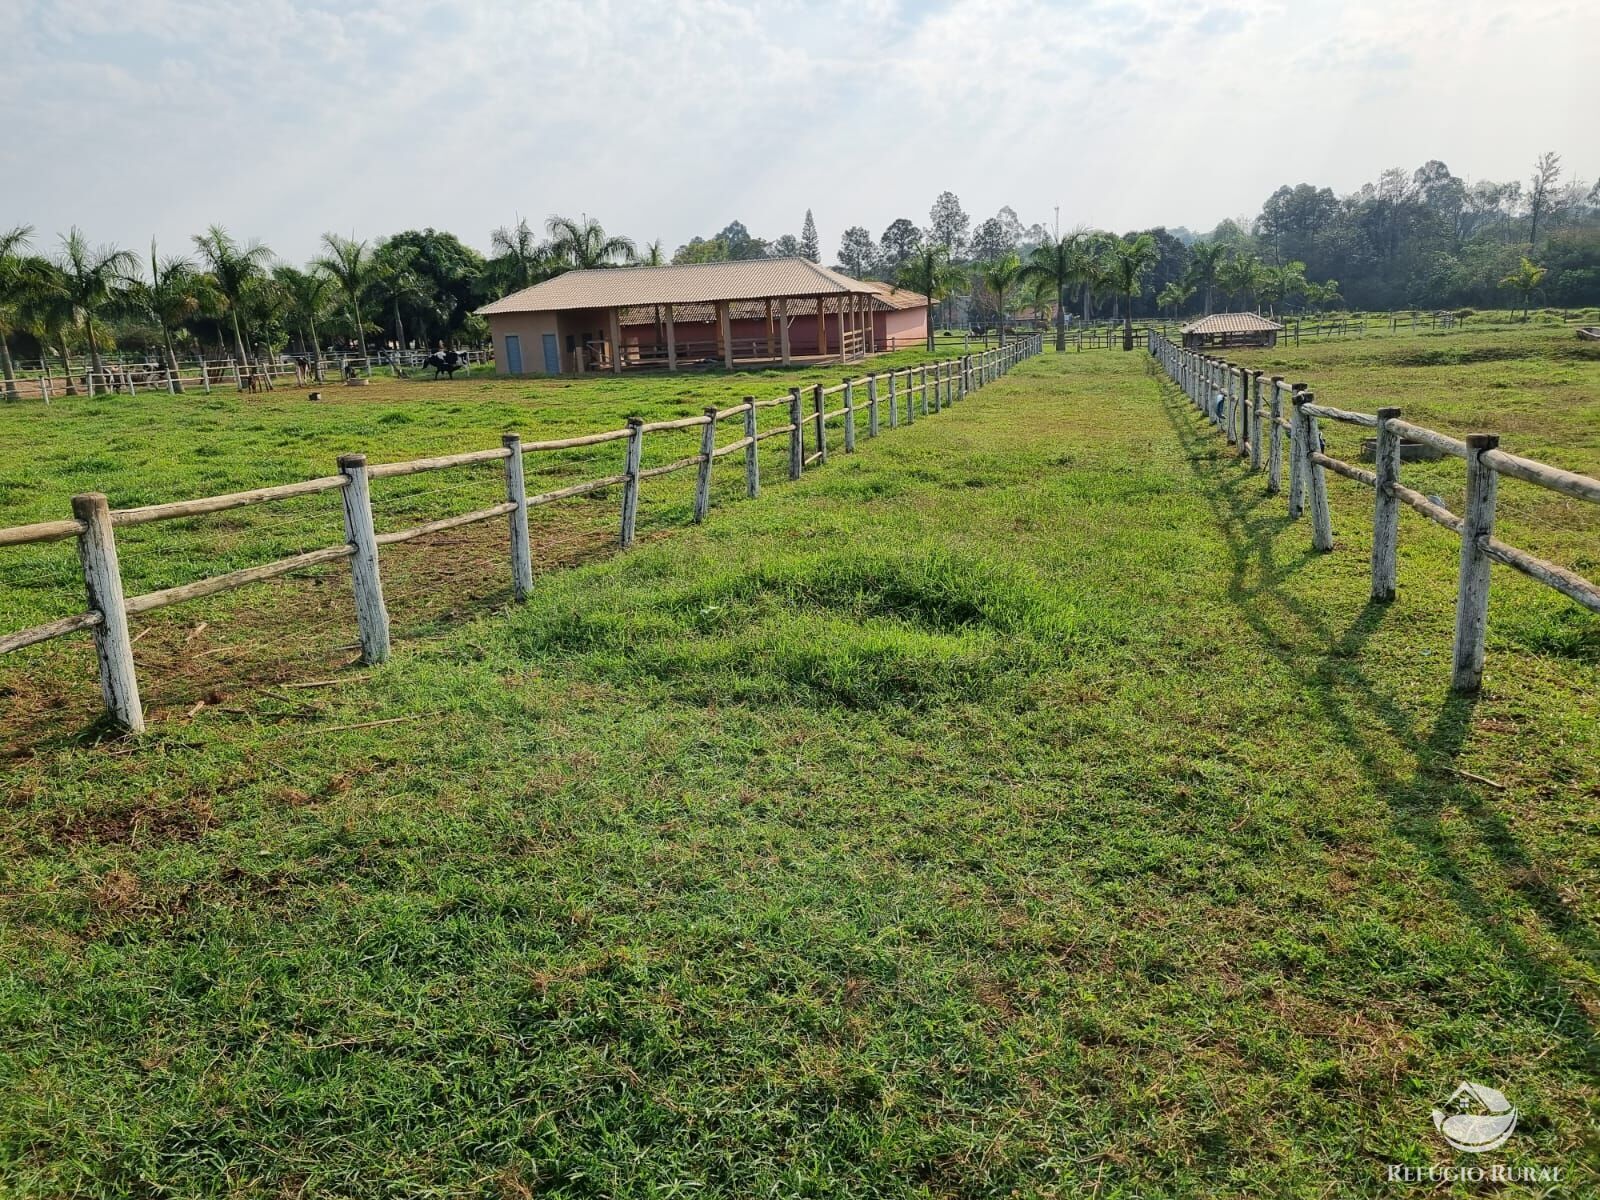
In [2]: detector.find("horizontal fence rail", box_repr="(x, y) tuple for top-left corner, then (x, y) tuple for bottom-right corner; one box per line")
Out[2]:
(1148, 329), (1600, 693)
(1, 336), (1044, 731)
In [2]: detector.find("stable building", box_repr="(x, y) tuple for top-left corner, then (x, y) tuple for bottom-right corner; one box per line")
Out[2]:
(477, 258), (929, 376)
(1180, 312), (1283, 350)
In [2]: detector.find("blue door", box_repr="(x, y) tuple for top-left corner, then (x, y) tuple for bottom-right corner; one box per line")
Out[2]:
(542, 332), (560, 374)
(504, 334), (523, 374)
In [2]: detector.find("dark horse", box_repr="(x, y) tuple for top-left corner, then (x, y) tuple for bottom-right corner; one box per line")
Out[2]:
(425, 349), (464, 379)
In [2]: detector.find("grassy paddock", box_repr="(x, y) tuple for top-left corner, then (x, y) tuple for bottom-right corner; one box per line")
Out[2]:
(1, 337), (1598, 1196)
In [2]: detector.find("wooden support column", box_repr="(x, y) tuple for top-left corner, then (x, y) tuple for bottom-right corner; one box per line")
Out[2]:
(72, 492), (144, 732)
(1370, 407), (1402, 603)
(502, 433), (533, 601)
(1451, 434), (1500, 692)
(693, 408), (717, 522)
(1287, 382), (1308, 516)
(765, 298), (775, 361)
(743, 395), (760, 498)
(1267, 376), (1285, 493)
(609, 307), (623, 375)
(620, 418), (643, 546)
(1296, 393), (1334, 551)
(779, 298), (791, 365)
(789, 387), (804, 478)
(719, 301), (734, 370)
(337, 454), (390, 664)
(837, 299), (846, 363)
(666, 304), (677, 372)
(816, 297), (827, 358)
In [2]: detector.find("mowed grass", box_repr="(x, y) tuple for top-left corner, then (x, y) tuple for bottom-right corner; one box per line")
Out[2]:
(2, 339), (1599, 1197)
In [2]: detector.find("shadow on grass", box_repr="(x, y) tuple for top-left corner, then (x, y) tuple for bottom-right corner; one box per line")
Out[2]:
(1153, 372), (1600, 1071)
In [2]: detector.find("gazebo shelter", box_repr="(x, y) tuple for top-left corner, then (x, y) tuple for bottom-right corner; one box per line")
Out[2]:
(1180, 312), (1284, 350)
(478, 258), (889, 376)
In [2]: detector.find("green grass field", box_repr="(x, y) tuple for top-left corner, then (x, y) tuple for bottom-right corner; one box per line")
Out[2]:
(2, 331), (1598, 1196)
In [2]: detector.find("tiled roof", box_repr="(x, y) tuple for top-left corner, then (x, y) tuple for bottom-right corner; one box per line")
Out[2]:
(478, 258), (877, 315)
(857, 280), (931, 311)
(1180, 312), (1284, 334)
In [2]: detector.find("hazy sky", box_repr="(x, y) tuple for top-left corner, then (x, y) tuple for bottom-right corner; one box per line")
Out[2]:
(5, 0), (1594, 265)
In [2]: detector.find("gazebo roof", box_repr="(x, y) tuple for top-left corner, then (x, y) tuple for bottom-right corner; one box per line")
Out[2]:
(479, 258), (878, 316)
(1180, 312), (1284, 335)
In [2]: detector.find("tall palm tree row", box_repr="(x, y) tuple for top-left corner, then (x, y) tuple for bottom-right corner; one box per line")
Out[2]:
(193, 225), (273, 368)
(55, 229), (139, 392)
(122, 241), (210, 393)
(1020, 229), (1088, 351)
(316, 233), (375, 361)
(1106, 234), (1161, 350)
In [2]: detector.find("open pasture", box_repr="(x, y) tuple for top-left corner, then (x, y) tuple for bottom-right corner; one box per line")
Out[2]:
(1, 333), (1598, 1196)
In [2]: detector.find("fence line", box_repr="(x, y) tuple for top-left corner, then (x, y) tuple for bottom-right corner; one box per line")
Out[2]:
(1147, 329), (1599, 692)
(1, 336), (1044, 731)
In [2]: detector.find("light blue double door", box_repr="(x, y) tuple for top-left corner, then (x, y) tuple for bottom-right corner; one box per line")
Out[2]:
(502, 333), (561, 375)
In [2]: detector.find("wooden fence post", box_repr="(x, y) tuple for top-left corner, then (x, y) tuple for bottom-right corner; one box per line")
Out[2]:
(743, 395), (759, 498)
(1287, 383), (1307, 516)
(931, 363), (941, 413)
(1236, 367), (1251, 460)
(843, 380), (856, 452)
(1451, 434), (1500, 692)
(337, 454), (390, 664)
(887, 370), (898, 429)
(867, 373), (879, 437)
(694, 407), (718, 522)
(502, 433), (533, 601)
(1297, 393), (1334, 551)
(71, 493), (144, 732)
(620, 418), (643, 546)
(813, 384), (827, 464)
(1267, 376), (1284, 493)
(1369, 408), (1402, 602)
(919, 365), (929, 416)
(789, 387), (804, 479)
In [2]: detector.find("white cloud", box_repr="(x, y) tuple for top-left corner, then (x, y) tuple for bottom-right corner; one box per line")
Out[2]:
(3, 0), (1593, 264)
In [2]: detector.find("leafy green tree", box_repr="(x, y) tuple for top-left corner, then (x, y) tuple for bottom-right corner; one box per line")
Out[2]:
(1106, 233), (1161, 349)
(1499, 256), (1547, 320)
(15, 257), (84, 395)
(384, 228), (485, 336)
(878, 219), (922, 276)
(928, 192), (969, 259)
(316, 233), (375, 359)
(1216, 250), (1265, 310)
(123, 241), (207, 391)
(487, 218), (553, 294)
(193, 225), (272, 367)
(54, 228), (136, 390)
(546, 216), (635, 270)
(771, 234), (801, 258)
(1259, 260), (1308, 316)
(639, 240), (666, 267)
(1156, 281), (1195, 319)
(1021, 229), (1089, 351)
(372, 240), (432, 349)
(837, 226), (876, 276)
(979, 253), (1023, 346)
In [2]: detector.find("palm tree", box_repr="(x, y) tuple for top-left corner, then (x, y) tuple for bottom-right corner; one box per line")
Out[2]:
(545, 215), (635, 270)
(316, 233), (375, 360)
(1303, 279), (1342, 314)
(1258, 261), (1308, 317)
(274, 264), (334, 376)
(1106, 234), (1161, 350)
(1156, 281), (1195, 320)
(1499, 257), (1547, 321)
(487, 218), (552, 293)
(1021, 229), (1088, 351)
(980, 254), (1023, 347)
(55, 229), (136, 392)
(122, 241), (207, 392)
(900, 243), (964, 351)
(1216, 251), (1264, 312)
(372, 241), (429, 351)
(193, 225), (272, 368)
(1185, 241), (1226, 315)
(640, 239), (666, 268)
(0, 225), (34, 399)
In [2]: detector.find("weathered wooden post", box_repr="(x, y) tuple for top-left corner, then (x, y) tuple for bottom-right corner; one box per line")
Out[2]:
(887, 370), (898, 429)
(502, 433), (533, 601)
(1287, 383), (1308, 515)
(867, 373), (879, 437)
(843, 380), (856, 452)
(903, 369), (914, 424)
(1451, 435), (1500, 692)
(918, 365), (929, 417)
(743, 395), (759, 498)
(813, 384), (827, 464)
(1238, 368), (1253, 460)
(1266, 376), (1285, 492)
(620, 418), (644, 546)
(71, 493), (144, 732)
(694, 407), (718, 522)
(1296, 393), (1334, 551)
(337, 454), (390, 663)
(788, 387), (804, 479)
(931, 363), (941, 414)
(1370, 407), (1402, 602)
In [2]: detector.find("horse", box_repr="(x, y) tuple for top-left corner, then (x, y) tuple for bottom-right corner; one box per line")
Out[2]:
(425, 349), (464, 380)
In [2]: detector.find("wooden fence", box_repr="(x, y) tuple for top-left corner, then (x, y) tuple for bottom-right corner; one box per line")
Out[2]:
(0, 336), (1043, 731)
(1147, 330), (1600, 692)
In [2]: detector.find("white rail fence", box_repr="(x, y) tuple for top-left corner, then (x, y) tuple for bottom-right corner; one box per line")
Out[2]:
(1148, 330), (1600, 692)
(0, 349), (492, 401)
(0, 336), (1043, 731)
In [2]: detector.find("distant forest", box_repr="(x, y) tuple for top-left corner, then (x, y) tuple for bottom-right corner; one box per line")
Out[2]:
(2, 151), (1595, 374)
